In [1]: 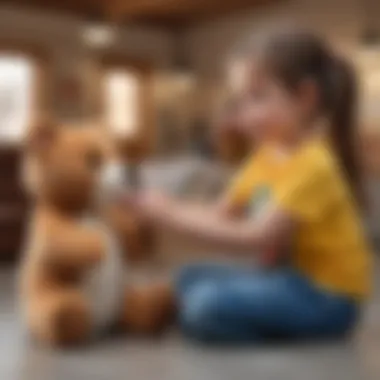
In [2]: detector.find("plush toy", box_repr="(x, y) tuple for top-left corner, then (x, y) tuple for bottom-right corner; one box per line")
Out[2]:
(19, 122), (175, 347)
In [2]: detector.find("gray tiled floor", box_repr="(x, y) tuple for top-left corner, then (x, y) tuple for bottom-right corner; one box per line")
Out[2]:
(1, 267), (380, 380)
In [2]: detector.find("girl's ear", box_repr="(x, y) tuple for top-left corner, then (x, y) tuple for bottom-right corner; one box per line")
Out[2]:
(25, 118), (58, 154)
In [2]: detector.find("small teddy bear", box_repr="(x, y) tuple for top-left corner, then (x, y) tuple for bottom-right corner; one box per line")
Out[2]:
(19, 121), (174, 347)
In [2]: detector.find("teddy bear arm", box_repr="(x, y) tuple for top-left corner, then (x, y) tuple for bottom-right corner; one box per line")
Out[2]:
(103, 206), (155, 263)
(44, 225), (106, 272)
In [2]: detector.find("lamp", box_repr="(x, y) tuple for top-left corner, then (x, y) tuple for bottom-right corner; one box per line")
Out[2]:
(82, 22), (117, 49)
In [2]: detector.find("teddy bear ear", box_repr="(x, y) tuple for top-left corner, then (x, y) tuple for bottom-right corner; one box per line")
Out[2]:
(25, 117), (58, 153)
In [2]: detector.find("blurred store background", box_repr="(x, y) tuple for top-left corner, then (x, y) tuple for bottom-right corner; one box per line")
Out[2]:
(0, 0), (379, 263)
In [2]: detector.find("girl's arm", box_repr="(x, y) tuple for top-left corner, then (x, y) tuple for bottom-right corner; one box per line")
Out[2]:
(136, 192), (295, 253)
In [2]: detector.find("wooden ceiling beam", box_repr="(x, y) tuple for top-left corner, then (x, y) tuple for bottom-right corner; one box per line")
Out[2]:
(106, 0), (273, 22)
(105, 0), (175, 21)
(105, 0), (219, 21)
(5, 0), (281, 25)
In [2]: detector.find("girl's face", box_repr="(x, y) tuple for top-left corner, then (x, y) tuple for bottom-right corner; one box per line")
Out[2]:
(229, 60), (305, 145)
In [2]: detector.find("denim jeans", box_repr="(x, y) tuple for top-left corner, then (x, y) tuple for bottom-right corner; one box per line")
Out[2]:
(176, 264), (360, 344)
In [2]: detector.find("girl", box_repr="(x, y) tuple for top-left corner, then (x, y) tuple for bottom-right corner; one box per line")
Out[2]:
(126, 28), (372, 344)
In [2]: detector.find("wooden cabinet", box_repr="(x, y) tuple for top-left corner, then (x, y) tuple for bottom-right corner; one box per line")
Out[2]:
(0, 147), (28, 264)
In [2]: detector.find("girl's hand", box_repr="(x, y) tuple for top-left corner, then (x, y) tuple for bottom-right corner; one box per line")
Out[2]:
(137, 191), (172, 221)
(120, 190), (172, 222)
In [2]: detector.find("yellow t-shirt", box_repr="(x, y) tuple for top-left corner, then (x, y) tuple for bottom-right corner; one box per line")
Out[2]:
(226, 138), (372, 299)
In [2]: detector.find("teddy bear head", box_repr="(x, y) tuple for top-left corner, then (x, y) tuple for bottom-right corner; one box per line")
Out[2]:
(22, 121), (127, 214)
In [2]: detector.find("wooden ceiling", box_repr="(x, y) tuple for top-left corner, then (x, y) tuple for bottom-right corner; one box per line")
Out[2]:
(2, 0), (278, 27)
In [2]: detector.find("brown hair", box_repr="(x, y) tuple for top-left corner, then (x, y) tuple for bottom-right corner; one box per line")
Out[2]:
(240, 28), (363, 206)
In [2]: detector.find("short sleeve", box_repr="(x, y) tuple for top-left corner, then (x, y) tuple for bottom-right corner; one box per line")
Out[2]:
(275, 161), (339, 221)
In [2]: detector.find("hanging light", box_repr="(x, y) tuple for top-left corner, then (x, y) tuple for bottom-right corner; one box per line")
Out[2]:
(82, 22), (117, 49)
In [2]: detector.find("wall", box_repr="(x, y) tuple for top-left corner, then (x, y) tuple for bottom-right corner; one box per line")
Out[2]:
(2, 1), (380, 149)
(184, 0), (380, 121)
(0, 5), (174, 120)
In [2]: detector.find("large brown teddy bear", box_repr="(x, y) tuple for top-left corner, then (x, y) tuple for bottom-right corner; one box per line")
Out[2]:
(19, 122), (175, 347)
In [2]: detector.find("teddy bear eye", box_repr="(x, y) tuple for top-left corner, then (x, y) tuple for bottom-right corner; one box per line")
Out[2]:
(86, 150), (103, 170)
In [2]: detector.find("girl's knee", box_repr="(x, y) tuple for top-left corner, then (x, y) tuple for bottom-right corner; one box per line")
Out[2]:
(176, 264), (203, 296)
(179, 282), (221, 338)
(179, 282), (260, 344)
(175, 263), (218, 296)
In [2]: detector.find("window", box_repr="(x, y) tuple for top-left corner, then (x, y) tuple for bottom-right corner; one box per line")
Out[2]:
(0, 55), (35, 143)
(103, 68), (142, 138)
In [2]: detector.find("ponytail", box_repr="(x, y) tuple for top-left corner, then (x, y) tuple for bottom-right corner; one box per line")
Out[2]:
(326, 56), (364, 208)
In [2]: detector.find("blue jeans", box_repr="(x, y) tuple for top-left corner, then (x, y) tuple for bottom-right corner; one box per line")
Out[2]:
(176, 264), (360, 344)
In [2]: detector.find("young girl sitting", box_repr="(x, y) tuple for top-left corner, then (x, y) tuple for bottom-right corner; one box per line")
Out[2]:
(125, 27), (372, 344)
